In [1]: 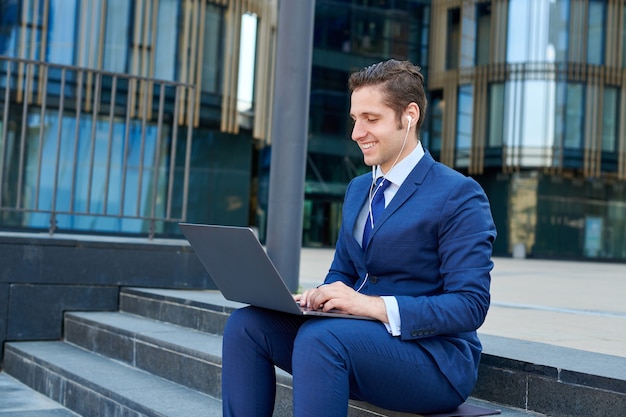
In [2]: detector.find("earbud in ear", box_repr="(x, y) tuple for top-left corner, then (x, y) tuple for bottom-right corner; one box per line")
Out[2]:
(407, 115), (412, 125)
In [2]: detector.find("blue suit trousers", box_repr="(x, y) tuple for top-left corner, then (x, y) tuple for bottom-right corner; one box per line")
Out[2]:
(221, 306), (464, 417)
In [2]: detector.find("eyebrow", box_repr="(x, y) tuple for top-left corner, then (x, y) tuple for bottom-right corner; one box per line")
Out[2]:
(350, 111), (383, 119)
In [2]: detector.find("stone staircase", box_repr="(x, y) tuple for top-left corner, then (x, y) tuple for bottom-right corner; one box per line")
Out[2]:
(1, 287), (621, 416)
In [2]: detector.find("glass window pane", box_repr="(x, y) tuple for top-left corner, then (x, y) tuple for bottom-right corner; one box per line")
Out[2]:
(48, 0), (77, 64)
(564, 84), (583, 149)
(0, 1), (19, 56)
(522, 81), (554, 148)
(503, 80), (557, 166)
(154, 0), (179, 81)
(460, 7), (475, 68)
(476, 3), (490, 66)
(313, 2), (350, 52)
(488, 83), (504, 147)
(429, 92), (443, 153)
(548, 0), (569, 62)
(76, 0), (103, 68)
(554, 81), (565, 147)
(587, 0), (605, 65)
(200, 5), (223, 93)
(602, 87), (618, 152)
(623, 6), (626, 68)
(238, 13), (257, 112)
(506, 0), (528, 62)
(103, 0), (130, 73)
(456, 84), (473, 167)
(507, 0), (569, 63)
(446, 8), (460, 69)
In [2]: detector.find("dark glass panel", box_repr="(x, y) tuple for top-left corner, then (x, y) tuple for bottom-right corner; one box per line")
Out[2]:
(487, 83), (504, 147)
(455, 84), (472, 167)
(475, 3), (491, 66)
(446, 7), (460, 69)
(564, 83), (584, 150)
(427, 90), (443, 156)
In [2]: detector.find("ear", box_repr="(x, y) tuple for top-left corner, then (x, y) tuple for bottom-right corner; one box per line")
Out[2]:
(405, 102), (420, 127)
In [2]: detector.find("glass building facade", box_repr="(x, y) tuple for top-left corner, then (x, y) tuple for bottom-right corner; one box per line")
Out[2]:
(428, 0), (626, 260)
(0, 0), (256, 236)
(302, 0), (431, 246)
(1, 0), (626, 261)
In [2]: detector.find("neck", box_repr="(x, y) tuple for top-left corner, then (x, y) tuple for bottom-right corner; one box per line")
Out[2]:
(380, 139), (418, 174)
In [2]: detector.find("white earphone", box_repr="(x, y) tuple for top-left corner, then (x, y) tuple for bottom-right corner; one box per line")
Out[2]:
(407, 115), (412, 126)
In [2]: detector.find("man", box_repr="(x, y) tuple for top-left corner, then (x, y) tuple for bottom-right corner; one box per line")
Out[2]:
(222, 59), (497, 416)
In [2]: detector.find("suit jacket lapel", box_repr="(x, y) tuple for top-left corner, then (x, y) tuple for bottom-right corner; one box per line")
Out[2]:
(343, 175), (372, 247)
(372, 151), (436, 236)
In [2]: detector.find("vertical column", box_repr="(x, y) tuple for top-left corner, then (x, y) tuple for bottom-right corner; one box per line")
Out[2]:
(265, 0), (315, 292)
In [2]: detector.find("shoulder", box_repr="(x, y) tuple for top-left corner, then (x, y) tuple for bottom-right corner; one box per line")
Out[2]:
(416, 155), (488, 205)
(346, 172), (372, 192)
(416, 151), (475, 187)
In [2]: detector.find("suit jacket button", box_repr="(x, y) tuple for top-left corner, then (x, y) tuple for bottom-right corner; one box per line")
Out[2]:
(370, 275), (378, 284)
(411, 330), (419, 337)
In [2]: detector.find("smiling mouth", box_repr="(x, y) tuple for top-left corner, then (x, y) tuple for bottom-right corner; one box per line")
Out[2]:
(361, 142), (376, 150)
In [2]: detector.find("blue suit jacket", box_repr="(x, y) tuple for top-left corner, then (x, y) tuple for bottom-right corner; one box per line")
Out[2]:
(323, 151), (497, 399)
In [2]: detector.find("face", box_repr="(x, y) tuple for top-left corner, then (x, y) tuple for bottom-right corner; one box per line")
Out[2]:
(350, 86), (417, 174)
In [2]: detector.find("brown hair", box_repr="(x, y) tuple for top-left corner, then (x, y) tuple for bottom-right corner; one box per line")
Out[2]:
(348, 59), (427, 133)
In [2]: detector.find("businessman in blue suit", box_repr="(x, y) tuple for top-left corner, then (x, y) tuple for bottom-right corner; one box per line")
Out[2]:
(222, 59), (497, 417)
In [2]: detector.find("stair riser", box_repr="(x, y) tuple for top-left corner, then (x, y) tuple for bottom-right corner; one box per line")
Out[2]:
(64, 316), (222, 399)
(120, 292), (230, 335)
(4, 347), (155, 417)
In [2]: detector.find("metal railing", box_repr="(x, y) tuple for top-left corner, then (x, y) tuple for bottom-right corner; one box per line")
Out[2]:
(0, 56), (195, 238)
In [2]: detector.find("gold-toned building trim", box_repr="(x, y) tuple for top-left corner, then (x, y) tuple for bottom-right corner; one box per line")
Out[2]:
(470, 66), (487, 175)
(220, 0), (242, 134)
(220, 0), (277, 141)
(252, 0), (277, 143)
(193, 0), (208, 127)
(441, 71), (458, 168)
(620, 73), (626, 180)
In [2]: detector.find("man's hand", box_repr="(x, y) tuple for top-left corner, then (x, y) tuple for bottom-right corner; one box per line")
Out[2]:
(293, 281), (389, 322)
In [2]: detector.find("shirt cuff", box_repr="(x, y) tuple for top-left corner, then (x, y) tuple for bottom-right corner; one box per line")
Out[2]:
(381, 296), (401, 336)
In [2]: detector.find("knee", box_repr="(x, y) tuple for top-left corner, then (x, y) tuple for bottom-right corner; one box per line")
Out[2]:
(224, 306), (301, 346)
(293, 320), (347, 364)
(223, 307), (264, 344)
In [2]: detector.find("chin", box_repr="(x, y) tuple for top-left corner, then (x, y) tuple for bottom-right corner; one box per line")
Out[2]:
(362, 156), (377, 167)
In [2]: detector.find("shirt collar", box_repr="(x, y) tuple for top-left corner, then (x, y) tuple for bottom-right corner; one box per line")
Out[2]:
(374, 141), (424, 187)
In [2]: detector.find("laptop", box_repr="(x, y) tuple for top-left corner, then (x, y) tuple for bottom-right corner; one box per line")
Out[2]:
(179, 223), (373, 320)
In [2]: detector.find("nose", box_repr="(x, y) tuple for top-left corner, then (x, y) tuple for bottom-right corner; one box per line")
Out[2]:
(351, 119), (366, 141)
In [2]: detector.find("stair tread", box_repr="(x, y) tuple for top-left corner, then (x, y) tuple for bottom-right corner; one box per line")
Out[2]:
(1, 289), (552, 416)
(66, 311), (223, 361)
(5, 341), (221, 417)
(123, 287), (244, 311)
(0, 373), (80, 416)
(84, 295), (539, 417)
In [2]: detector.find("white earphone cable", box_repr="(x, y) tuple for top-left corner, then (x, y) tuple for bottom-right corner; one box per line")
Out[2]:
(367, 117), (412, 227)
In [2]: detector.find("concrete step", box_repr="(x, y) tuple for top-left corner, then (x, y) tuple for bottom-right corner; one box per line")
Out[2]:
(65, 309), (542, 416)
(3, 341), (222, 417)
(7, 287), (621, 416)
(4, 308), (537, 417)
(2, 287), (539, 416)
(118, 288), (626, 417)
(63, 310), (223, 397)
(118, 287), (242, 335)
(0, 373), (80, 416)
